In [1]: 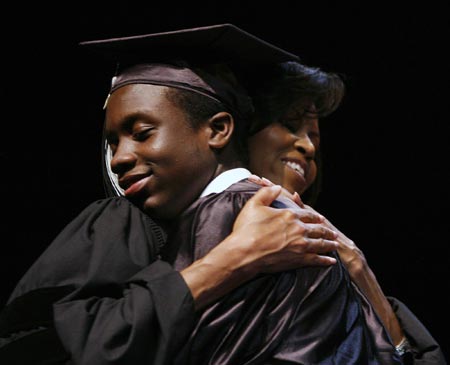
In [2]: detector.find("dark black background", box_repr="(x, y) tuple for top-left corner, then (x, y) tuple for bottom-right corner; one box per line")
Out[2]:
(1, 2), (449, 359)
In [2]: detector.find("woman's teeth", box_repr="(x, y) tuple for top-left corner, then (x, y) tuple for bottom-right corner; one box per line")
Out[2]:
(284, 161), (304, 176)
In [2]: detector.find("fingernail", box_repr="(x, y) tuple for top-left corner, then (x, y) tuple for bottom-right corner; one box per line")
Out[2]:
(261, 177), (273, 186)
(248, 174), (262, 183)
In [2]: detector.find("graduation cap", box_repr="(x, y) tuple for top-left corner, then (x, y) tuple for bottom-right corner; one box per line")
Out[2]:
(79, 23), (300, 197)
(80, 23), (300, 113)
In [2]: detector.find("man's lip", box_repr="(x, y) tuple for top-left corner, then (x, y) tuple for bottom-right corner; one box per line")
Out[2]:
(123, 175), (152, 197)
(119, 173), (151, 193)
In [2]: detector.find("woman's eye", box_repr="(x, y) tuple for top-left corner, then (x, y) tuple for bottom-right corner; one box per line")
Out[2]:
(281, 119), (299, 133)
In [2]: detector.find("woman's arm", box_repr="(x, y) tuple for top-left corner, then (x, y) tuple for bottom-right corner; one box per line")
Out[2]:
(244, 176), (405, 345)
(309, 207), (448, 363)
(303, 205), (405, 346)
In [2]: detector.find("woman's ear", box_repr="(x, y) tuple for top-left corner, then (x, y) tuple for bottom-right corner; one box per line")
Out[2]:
(207, 112), (235, 149)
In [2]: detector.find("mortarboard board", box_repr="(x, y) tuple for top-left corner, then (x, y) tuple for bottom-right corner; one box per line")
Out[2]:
(79, 23), (300, 70)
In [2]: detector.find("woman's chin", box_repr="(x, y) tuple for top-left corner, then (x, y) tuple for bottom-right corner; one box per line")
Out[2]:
(283, 179), (307, 197)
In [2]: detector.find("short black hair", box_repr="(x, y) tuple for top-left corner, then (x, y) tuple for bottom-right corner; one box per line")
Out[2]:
(166, 86), (250, 165)
(247, 61), (345, 135)
(246, 61), (345, 206)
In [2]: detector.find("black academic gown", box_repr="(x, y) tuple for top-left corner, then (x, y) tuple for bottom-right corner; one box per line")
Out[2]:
(0, 186), (447, 364)
(387, 297), (447, 364)
(0, 198), (195, 365)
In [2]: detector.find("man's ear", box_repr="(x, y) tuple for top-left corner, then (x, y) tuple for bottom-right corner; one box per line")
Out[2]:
(207, 112), (235, 149)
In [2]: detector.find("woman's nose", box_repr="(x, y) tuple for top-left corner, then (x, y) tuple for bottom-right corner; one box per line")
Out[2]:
(294, 133), (316, 159)
(110, 141), (136, 175)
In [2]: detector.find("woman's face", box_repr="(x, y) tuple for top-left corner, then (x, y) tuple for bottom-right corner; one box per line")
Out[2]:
(247, 107), (320, 195)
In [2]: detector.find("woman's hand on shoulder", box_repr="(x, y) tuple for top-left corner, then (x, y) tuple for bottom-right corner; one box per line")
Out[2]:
(247, 174), (366, 275)
(230, 184), (339, 275)
(302, 204), (367, 276)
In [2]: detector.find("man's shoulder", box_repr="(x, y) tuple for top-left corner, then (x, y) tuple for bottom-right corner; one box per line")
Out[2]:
(206, 179), (260, 206)
(225, 180), (299, 210)
(224, 179), (260, 194)
(181, 179), (257, 218)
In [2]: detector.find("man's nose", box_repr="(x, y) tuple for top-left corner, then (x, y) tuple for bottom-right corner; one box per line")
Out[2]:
(110, 140), (137, 175)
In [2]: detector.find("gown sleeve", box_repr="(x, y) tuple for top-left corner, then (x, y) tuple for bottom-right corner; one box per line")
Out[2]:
(0, 197), (195, 365)
(387, 296), (448, 364)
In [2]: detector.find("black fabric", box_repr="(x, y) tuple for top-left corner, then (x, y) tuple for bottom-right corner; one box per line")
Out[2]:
(7, 197), (165, 300)
(0, 327), (69, 365)
(0, 287), (73, 364)
(0, 286), (74, 337)
(0, 197), (195, 365)
(164, 180), (403, 365)
(387, 297), (448, 364)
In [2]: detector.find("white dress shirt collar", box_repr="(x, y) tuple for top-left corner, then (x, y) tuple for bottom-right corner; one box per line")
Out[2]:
(200, 168), (251, 197)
